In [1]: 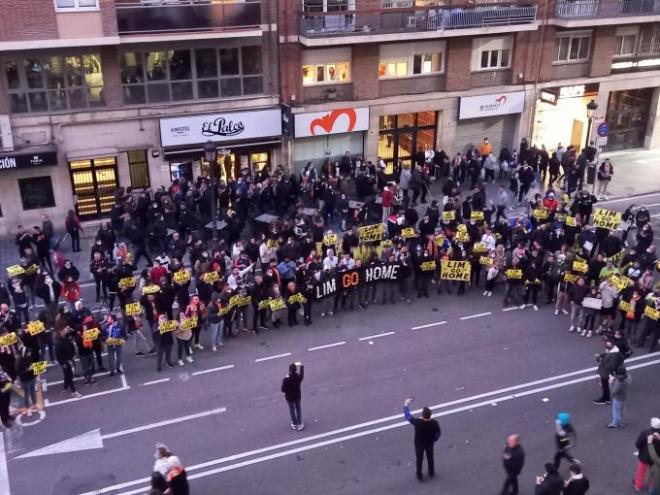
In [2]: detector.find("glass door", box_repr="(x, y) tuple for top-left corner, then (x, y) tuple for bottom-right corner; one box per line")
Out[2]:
(69, 156), (118, 218)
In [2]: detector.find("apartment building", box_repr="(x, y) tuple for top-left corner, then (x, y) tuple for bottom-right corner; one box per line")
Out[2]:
(279, 0), (660, 172)
(0, 0), (281, 232)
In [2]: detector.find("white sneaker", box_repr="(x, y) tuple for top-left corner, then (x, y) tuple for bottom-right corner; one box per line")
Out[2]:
(487, 291), (492, 297)
(212, 346), (217, 352)
(580, 329), (587, 337)
(290, 423), (296, 430)
(519, 304), (526, 309)
(576, 327), (582, 333)
(561, 309), (569, 315)
(569, 325), (575, 332)
(178, 359), (184, 367)
(186, 356), (194, 364)
(196, 344), (204, 350)
(533, 305), (539, 311)
(554, 309), (559, 315)
(483, 290), (488, 296)
(296, 423), (305, 431)
(71, 391), (82, 398)
(586, 331), (593, 338)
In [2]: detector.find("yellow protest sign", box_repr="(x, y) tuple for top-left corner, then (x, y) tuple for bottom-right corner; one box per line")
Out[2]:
(159, 320), (178, 334)
(472, 242), (488, 253)
(6, 265), (24, 278)
(118, 276), (136, 289)
(618, 300), (633, 313)
(258, 298), (272, 311)
(455, 230), (470, 243)
(106, 337), (126, 346)
(555, 213), (566, 223)
(31, 361), (48, 375)
(0, 332), (18, 347)
(442, 210), (456, 222)
(358, 224), (385, 243)
(83, 329), (100, 341)
(287, 293), (308, 305)
(323, 233), (338, 246)
(440, 260), (471, 281)
(420, 261), (437, 272)
(532, 208), (549, 221)
(593, 208), (622, 230)
(479, 256), (494, 266)
(608, 250), (624, 265)
(179, 317), (198, 331)
(471, 211), (484, 221)
(27, 321), (45, 336)
(24, 264), (39, 275)
(505, 269), (523, 280)
(610, 274), (630, 293)
(229, 295), (251, 309)
(564, 273), (579, 283)
(381, 239), (393, 249)
(142, 284), (160, 295)
(400, 227), (417, 239)
(203, 271), (219, 284)
(434, 234), (445, 247)
(565, 216), (576, 227)
(173, 270), (191, 284)
(125, 301), (142, 317)
(572, 260), (588, 273)
(644, 305), (659, 321)
(267, 239), (278, 248)
(269, 298), (286, 312)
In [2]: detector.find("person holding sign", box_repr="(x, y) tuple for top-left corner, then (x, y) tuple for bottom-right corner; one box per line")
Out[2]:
(156, 314), (175, 373)
(184, 295), (206, 351)
(103, 314), (125, 377)
(0, 365), (14, 427)
(522, 260), (542, 311)
(54, 326), (82, 398)
(503, 258), (525, 308)
(174, 314), (194, 367)
(17, 347), (37, 416)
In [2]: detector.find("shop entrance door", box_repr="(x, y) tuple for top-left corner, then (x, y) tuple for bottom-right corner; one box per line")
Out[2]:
(570, 120), (584, 152)
(69, 156), (118, 218)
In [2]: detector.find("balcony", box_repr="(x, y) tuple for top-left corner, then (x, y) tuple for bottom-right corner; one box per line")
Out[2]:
(299, 2), (537, 44)
(555, 0), (660, 19)
(116, 0), (262, 35)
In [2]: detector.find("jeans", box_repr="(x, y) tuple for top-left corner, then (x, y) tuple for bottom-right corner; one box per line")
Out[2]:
(287, 400), (302, 426)
(107, 344), (122, 373)
(132, 329), (149, 353)
(570, 302), (584, 327)
(610, 398), (625, 426)
(209, 321), (224, 347)
(22, 378), (36, 409)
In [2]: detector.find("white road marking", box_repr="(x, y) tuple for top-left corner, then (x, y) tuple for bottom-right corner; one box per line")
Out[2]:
(13, 410), (46, 427)
(358, 331), (395, 341)
(598, 192), (660, 204)
(191, 365), (235, 376)
(104, 356), (660, 495)
(307, 341), (346, 352)
(140, 378), (170, 387)
(254, 353), (292, 363)
(410, 321), (447, 330)
(459, 311), (492, 320)
(47, 371), (111, 386)
(0, 432), (11, 495)
(44, 385), (129, 407)
(502, 307), (521, 312)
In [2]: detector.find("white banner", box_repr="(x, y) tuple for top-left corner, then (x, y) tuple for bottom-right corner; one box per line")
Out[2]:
(295, 107), (369, 138)
(159, 108), (282, 147)
(459, 91), (526, 120)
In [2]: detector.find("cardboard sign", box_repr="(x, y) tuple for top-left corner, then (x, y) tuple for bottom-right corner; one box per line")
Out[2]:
(269, 298), (286, 312)
(106, 337), (126, 346)
(455, 230), (470, 243)
(470, 211), (484, 221)
(358, 223), (385, 243)
(0, 332), (18, 346)
(565, 216), (576, 227)
(400, 227), (417, 239)
(31, 361), (48, 375)
(434, 234), (446, 247)
(442, 210), (456, 222)
(644, 305), (659, 321)
(323, 233), (338, 246)
(203, 271), (219, 284)
(479, 256), (494, 266)
(440, 260), (471, 281)
(618, 300), (633, 313)
(381, 239), (393, 249)
(593, 208), (622, 230)
(564, 273), (579, 283)
(287, 293), (308, 305)
(472, 242), (488, 253)
(6, 265), (24, 278)
(229, 295), (251, 309)
(27, 321), (45, 336)
(142, 284), (160, 295)
(179, 317), (198, 331)
(555, 213), (566, 223)
(173, 270), (192, 284)
(572, 260), (588, 273)
(258, 298), (272, 311)
(610, 274), (630, 293)
(267, 239), (278, 248)
(118, 276), (136, 289)
(532, 208), (548, 220)
(24, 264), (39, 275)
(420, 261), (437, 272)
(83, 328), (100, 341)
(159, 320), (178, 334)
(125, 301), (142, 317)
(505, 269), (523, 280)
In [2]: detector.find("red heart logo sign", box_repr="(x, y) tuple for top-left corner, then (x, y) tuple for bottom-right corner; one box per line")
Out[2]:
(309, 109), (357, 136)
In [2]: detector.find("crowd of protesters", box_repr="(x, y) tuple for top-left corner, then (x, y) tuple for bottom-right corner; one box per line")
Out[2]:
(0, 136), (657, 427)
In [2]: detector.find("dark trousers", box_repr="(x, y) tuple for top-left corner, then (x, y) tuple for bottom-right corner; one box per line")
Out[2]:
(252, 307), (267, 331)
(598, 376), (611, 401)
(287, 307), (298, 326)
(133, 246), (152, 267)
(0, 390), (11, 424)
(415, 444), (435, 477)
(501, 472), (519, 495)
(554, 448), (576, 469)
(70, 230), (81, 252)
(303, 302), (312, 325)
(61, 362), (76, 392)
(496, 205), (507, 223)
(39, 253), (53, 273)
(157, 343), (173, 370)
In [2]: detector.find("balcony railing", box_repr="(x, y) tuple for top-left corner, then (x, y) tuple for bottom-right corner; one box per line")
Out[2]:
(300, 3), (537, 37)
(555, 0), (660, 18)
(116, 0), (262, 35)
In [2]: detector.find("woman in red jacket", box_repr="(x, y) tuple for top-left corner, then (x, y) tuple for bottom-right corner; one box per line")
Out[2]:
(60, 276), (80, 311)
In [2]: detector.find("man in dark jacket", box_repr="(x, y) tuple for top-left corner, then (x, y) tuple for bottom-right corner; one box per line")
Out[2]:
(403, 397), (441, 481)
(501, 434), (525, 495)
(593, 340), (623, 404)
(534, 463), (563, 495)
(54, 326), (81, 398)
(562, 464), (590, 495)
(281, 362), (304, 430)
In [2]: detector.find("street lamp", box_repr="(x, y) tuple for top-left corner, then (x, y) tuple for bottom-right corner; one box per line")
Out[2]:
(584, 99), (598, 149)
(203, 140), (219, 240)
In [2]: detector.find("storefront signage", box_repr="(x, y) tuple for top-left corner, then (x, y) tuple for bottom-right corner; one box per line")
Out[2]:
(559, 85), (586, 98)
(159, 108), (282, 147)
(597, 123), (609, 137)
(0, 151), (57, 171)
(294, 108), (369, 138)
(459, 91), (525, 120)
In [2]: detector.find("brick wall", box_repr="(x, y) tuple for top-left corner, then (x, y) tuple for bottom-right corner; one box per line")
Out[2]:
(352, 44), (379, 100)
(590, 26), (616, 78)
(445, 37), (472, 91)
(100, 0), (118, 37)
(100, 46), (123, 108)
(379, 75), (445, 98)
(0, 0), (58, 41)
(471, 70), (512, 88)
(280, 43), (302, 104)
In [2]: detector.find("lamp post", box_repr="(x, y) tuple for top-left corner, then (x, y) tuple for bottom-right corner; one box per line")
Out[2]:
(203, 140), (219, 241)
(585, 99), (598, 193)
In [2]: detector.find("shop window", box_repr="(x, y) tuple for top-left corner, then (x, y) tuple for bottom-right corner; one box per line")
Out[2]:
(250, 152), (270, 172)
(127, 150), (150, 189)
(554, 32), (591, 63)
(378, 112), (437, 171)
(69, 156), (118, 218)
(302, 62), (350, 85)
(19, 176), (55, 210)
(4, 54), (104, 114)
(120, 46), (264, 104)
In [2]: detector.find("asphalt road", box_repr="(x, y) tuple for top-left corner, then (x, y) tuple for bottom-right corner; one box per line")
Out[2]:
(1, 190), (659, 495)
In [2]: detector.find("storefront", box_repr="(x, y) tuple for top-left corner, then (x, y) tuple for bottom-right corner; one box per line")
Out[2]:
(67, 155), (119, 219)
(604, 88), (655, 151)
(293, 107), (369, 174)
(0, 147), (59, 214)
(532, 84), (599, 153)
(377, 111), (437, 170)
(160, 107), (282, 183)
(456, 91), (525, 154)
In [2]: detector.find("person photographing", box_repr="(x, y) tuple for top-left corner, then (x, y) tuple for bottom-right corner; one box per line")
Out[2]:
(403, 398), (441, 482)
(282, 361), (304, 431)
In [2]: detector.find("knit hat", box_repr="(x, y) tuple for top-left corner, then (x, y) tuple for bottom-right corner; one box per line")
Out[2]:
(557, 412), (570, 426)
(651, 417), (660, 429)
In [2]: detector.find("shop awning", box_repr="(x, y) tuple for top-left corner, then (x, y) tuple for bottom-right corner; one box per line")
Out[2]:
(163, 138), (281, 161)
(66, 147), (119, 162)
(0, 144), (58, 171)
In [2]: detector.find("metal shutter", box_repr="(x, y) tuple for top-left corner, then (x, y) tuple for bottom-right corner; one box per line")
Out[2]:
(454, 115), (517, 155)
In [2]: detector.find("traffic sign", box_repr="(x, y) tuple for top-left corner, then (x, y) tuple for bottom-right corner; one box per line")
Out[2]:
(597, 122), (609, 137)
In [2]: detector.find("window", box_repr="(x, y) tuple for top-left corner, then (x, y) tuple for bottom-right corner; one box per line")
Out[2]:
(303, 0), (352, 13)
(554, 32), (591, 63)
(127, 150), (150, 189)
(472, 36), (513, 71)
(379, 42), (444, 79)
(638, 25), (660, 55)
(120, 45), (263, 105)
(413, 53), (442, 74)
(615, 34), (637, 56)
(3, 54), (104, 113)
(302, 62), (350, 85)
(19, 177), (56, 210)
(54, 0), (99, 11)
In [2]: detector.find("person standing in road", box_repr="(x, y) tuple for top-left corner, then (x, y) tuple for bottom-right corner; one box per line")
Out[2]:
(54, 325), (82, 398)
(153, 443), (189, 495)
(633, 418), (660, 491)
(403, 397), (441, 482)
(554, 412), (579, 469)
(500, 433), (525, 495)
(282, 361), (304, 430)
(562, 464), (590, 495)
(647, 432), (660, 495)
(535, 462), (563, 495)
(593, 339), (623, 405)
(607, 366), (630, 429)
